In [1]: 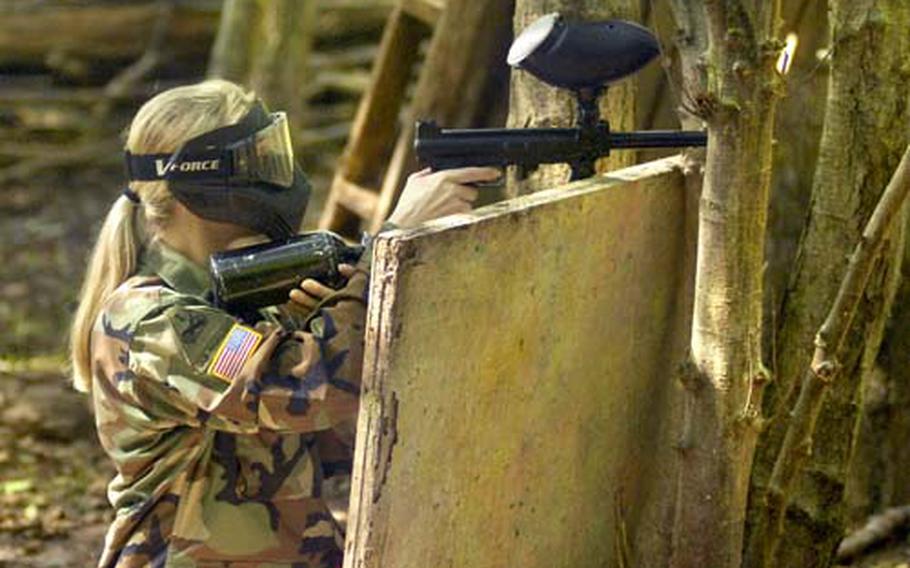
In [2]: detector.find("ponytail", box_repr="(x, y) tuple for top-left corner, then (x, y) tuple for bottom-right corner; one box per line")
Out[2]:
(68, 79), (256, 393)
(69, 195), (142, 392)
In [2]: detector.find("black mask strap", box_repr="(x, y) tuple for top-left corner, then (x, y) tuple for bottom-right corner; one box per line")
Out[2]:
(122, 187), (142, 204)
(124, 101), (272, 183)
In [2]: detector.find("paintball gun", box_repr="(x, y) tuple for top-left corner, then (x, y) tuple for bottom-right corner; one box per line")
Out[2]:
(210, 14), (707, 315)
(415, 13), (708, 180)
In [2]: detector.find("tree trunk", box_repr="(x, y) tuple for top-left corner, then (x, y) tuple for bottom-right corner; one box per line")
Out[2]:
(668, 3), (782, 567)
(207, 0), (258, 84)
(249, 0), (318, 132)
(208, 0), (318, 136)
(847, 209), (910, 518)
(744, 2), (910, 566)
(506, 0), (640, 197)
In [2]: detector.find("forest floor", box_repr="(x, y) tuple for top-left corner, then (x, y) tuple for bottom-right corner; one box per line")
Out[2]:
(0, 371), (112, 567)
(0, 162), (119, 566)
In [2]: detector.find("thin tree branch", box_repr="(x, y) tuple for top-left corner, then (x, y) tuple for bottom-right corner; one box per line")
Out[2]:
(93, 0), (174, 119)
(836, 505), (910, 563)
(757, 144), (910, 565)
(754, 0), (782, 44)
(665, 0), (711, 123)
(703, 0), (729, 58)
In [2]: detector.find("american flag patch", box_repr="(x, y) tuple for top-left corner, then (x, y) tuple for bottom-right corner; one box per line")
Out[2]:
(207, 324), (263, 382)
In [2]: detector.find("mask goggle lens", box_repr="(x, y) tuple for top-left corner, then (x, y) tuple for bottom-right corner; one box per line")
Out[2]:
(231, 111), (295, 188)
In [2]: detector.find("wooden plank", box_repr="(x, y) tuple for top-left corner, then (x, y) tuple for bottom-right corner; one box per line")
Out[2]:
(369, 121), (415, 233)
(346, 156), (697, 567)
(0, 1), (393, 67)
(0, 2), (218, 66)
(367, 0), (513, 231)
(335, 177), (380, 221)
(320, 5), (429, 235)
(400, 0), (444, 25)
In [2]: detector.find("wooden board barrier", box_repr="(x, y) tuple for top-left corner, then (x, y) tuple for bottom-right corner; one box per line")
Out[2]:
(346, 156), (698, 567)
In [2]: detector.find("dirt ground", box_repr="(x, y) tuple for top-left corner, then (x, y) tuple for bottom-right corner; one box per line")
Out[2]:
(0, 373), (112, 567)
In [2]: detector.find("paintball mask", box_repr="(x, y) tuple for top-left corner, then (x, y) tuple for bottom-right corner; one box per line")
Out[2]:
(125, 101), (311, 240)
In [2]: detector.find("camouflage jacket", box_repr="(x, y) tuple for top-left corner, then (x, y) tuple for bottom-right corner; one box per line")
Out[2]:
(89, 240), (368, 567)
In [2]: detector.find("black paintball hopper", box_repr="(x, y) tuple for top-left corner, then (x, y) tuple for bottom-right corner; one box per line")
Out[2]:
(507, 13), (660, 91)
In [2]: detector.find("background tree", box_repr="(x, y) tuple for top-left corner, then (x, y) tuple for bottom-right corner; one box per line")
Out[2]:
(666, 2), (782, 566)
(745, 1), (910, 566)
(208, 0), (318, 134)
(207, 0), (257, 84)
(661, 1), (910, 566)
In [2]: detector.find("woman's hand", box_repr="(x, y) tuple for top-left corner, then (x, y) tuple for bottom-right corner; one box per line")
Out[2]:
(387, 167), (501, 229)
(289, 264), (357, 311)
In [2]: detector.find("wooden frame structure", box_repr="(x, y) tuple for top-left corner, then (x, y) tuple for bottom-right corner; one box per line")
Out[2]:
(319, 0), (513, 237)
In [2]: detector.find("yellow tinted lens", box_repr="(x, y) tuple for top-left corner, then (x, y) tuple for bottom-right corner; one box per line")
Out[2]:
(250, 112), (295, 187)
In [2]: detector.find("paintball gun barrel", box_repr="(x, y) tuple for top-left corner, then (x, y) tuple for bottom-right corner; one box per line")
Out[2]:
(416, 121), (707, 178)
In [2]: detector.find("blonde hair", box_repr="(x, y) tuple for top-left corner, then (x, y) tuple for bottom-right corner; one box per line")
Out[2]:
(70, 79), (256, 392)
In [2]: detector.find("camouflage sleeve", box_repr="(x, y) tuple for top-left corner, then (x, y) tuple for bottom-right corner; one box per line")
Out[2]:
(316, 419), (356, 477)
(124, 270), (368, 434)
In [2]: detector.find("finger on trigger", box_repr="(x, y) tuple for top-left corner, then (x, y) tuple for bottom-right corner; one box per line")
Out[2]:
(448, 166), (502, 184)
(338, 264), (357, 278)
(301, 279), (331, 297)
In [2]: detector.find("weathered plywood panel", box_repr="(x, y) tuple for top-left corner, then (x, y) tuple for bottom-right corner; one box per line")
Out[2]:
(346, 157), (696, 568)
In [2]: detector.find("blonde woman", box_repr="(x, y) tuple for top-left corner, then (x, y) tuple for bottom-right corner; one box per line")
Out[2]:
(70, 79), (499, 567)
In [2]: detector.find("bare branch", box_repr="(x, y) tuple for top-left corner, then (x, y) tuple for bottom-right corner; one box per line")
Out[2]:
(836, 505), (910, 563)
(754, 0), (782, 43)
(703, 0), (729, 58)
(93, 0), (174, 118)
(756, 144), (910, 565)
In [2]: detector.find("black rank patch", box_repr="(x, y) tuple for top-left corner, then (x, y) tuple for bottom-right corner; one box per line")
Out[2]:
(171, 311), (208, 345)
